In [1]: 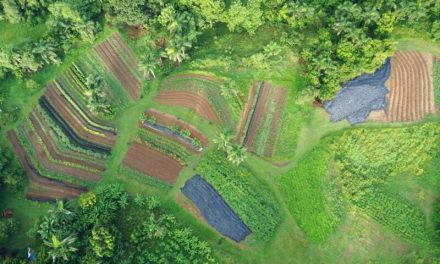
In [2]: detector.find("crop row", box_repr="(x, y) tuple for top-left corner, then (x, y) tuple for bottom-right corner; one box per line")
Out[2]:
(197, 150), (280, 240)
(138, 129), (192, 165)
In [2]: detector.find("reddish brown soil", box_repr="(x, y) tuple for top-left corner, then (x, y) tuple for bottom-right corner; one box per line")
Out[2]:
(146, 108), (208, 146)
(369, 51), (436, 122)
(155, 90), (221, 124)
(243, 82), (271, 149)
(264, 87), (288, 157)
(95, 35), (141, 100)
(109, 33), (138, 70)
(7, 131), (87, 201)
(43, 84), (116, 148)
(236, 81), (258, 142)
(123, 142), (183, 184)
(25, 123), (101, 182)
(34, 107), (107, 167)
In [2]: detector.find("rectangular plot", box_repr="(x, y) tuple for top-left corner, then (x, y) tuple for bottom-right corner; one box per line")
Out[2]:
(181, 175), (252, 242)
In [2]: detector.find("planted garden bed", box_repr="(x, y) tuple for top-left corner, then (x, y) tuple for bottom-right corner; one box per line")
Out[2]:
(156, 74), (237, 130)
(7, 131), (87, 201)
(238, 81), (288, 157)
(181, 175), (252, 242)
(122, 141), (184, 184)
(95, 33), (142, 100)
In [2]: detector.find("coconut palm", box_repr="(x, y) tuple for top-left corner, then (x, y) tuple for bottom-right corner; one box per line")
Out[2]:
(44, 234), (78, 263)
(226, 144), (246, 166)
(213, 132), (232, 151)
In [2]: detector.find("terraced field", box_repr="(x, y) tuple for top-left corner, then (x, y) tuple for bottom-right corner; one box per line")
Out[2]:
(6, 33), (138, 201)
(155, 74), (236, 130)
(95, 33), (142, 100)
(237, 81), (287, 157)
(369, 51), (436, 122)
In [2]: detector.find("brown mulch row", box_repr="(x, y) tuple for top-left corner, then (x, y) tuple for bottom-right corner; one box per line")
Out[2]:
(369, 51), (436, 122)
(29, 113), (106, 173)
(7, 131), (87, 201)
(95, 34), (141, 100)
(123, 141), (184, 184)
(43, 84), (117, 148)
(155, 90), (221, 124)
(146, 108), (209, 147)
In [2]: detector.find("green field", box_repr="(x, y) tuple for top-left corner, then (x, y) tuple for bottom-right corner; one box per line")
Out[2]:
(1, 3), (440, 264)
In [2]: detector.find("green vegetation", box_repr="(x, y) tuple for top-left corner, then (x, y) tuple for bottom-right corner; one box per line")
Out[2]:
(33, 185), (215, 263)
(278, 143), (340, 242)
(197, 150), (280, 240)
(435, 61), (440, 107)
(1, 0), (440, 263)
(333, 124), (440, 243)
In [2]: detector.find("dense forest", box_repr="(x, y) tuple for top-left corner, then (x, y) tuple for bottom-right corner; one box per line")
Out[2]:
(1, 0), (440, 263)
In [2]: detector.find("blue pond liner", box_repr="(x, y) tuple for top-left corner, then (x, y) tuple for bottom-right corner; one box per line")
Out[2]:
(324, 59), (391, 125)
(181, 175), (252, 242)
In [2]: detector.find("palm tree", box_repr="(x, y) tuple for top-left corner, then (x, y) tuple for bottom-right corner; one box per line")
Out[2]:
(226, 144), (246, 166)
(44, 235), (78, 263)
(213, 132), (232, 151)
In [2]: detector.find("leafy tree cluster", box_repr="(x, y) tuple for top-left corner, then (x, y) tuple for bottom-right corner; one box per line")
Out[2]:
(0, 1), (103, 82)
(0, 147), (23, 190)
(84, 74), (115, 116)
(33, 184), (215, 263)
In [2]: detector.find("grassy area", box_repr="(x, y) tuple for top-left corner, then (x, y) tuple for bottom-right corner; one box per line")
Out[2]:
(434, 61), (440, 107)
(278, 141), (340, 243)
(0, 21), (47, 48)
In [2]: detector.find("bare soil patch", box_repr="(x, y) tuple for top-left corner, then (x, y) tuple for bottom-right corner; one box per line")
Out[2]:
(368, 51), (436, 122)
(123, 142), (183, 184)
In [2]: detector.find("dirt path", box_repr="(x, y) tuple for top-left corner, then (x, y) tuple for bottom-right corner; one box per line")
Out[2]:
(123, 142), (184, 184)
(155, 90), (222, 124)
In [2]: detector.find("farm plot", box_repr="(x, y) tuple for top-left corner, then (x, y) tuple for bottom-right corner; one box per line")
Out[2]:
(238, 81), (287, 157)
(155, 74), (236, 130)
(368, 51), (436, 122)
(122, 121), (193, 184)
(197, 150), (280, 240)
(7, 131), (87, 201)
(143, 108), (208, 152)
(123, 141), (184, 184)
(95, 32), (142, 100)
(181, 175), (252, 242)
